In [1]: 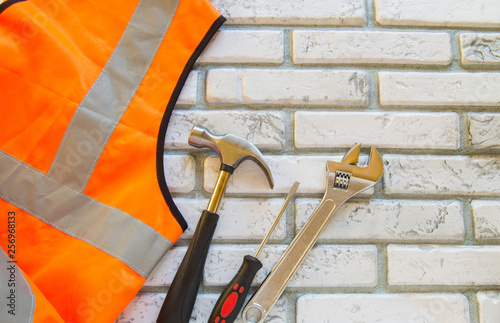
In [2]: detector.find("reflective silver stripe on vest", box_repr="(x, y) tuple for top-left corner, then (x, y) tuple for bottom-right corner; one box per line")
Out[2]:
(0, 151), (172, 277)
(48, 0), (180, 192)
(0, 250), (35, 323)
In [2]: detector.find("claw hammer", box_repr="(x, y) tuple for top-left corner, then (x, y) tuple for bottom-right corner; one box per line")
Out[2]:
(157, 126), (274, 323)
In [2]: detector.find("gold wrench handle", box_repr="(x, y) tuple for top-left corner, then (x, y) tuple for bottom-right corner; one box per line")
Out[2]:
(242, 175), (375, 323)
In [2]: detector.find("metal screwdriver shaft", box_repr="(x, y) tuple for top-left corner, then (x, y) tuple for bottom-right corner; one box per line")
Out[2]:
(254, 181), (299, 258)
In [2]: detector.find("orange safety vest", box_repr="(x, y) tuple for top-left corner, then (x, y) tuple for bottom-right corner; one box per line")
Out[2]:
(0, 0), (224, 321)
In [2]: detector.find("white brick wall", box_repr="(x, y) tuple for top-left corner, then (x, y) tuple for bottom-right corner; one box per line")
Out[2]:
(118, 0), (500, 322)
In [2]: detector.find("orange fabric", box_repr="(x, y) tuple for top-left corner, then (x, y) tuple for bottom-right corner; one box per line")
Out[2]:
(85, 0), (222, 243)
(22, 267), (66, 323)
(1, 204), (145, 322)
(0, 0), (223, 321)
(0, 0), (137, 173)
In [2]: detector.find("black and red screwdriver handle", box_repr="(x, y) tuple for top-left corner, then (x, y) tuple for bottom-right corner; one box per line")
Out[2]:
(157, 210), (219, 323)
(208, 255), (263, 323)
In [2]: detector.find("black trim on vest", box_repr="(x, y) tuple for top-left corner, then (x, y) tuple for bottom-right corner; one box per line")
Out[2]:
(0, 0), (26, 14)
(156, 15), (226, 232)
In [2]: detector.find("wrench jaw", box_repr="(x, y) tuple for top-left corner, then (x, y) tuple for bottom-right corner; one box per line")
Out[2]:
(326, 145), (383, 202)
(341, 143), (361, 164)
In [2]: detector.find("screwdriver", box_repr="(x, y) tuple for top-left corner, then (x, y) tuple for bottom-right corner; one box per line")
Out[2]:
(208, 182), (300, 323)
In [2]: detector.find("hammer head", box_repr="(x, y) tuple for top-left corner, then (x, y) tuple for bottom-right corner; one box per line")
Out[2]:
(188, 126), (274, 188)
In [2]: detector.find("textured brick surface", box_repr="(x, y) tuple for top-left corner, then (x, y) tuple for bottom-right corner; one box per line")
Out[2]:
(379, 72), (500, 107)
(207, 68), (369, 106)
(295, 111), (459, 149)
(296, 199), (465, 242)
(472, 200), (500, 241)
(460, 33), (500, 66)
(375, 0), (500, 28)
(468, 113), (500, 149)
(297, 294), (470, 323)
(383, 155), (500, 196)
(199, 30), (284, 64)
(210, 0), (366, 26)
(388, 245), (500, 285)
(293, 30), (452, 65)
(477, 292), (500, 323)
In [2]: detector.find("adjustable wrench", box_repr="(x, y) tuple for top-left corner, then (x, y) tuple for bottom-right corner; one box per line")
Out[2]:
(241, 144), (383, 323)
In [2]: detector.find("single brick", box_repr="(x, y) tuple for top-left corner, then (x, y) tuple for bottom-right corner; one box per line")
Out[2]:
(379, 72), (500, 107)
(468, 113), (500, 149)
(297, 294), (470, 323)
(204, 245), (377, 287)
(173, 198), (286, 240)
(210, 0), (366, 26)
(163, 155), (195, 193)
(294, 111), (459, 149)
(383, 155), (500, 196)
(375, 0), (500, 28)
(460, 33), (500, 66)
(477, 292), (500, 323)
(472, 200), (500, 241)
(198, 30), (284, 64)
(204, 155), (375, 195)
(207, 68), (369, 106)
(293, 30), (452, 65)
(164, 110), (286, 149)
(388, 245), (500, 285)
(296, 199), (465, 242)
